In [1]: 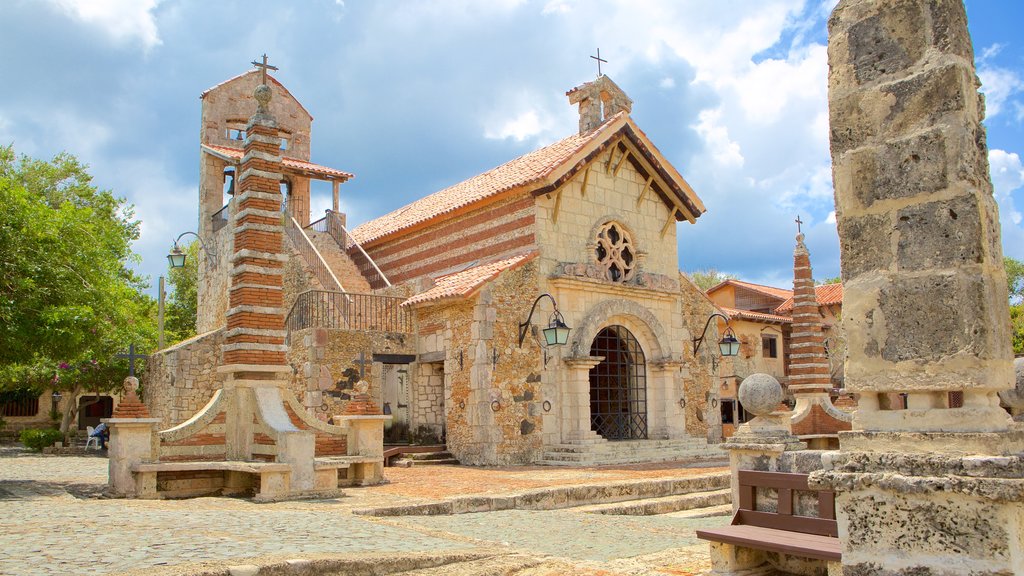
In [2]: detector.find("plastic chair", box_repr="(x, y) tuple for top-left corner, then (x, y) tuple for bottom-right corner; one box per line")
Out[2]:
(85, 425), (100, 450)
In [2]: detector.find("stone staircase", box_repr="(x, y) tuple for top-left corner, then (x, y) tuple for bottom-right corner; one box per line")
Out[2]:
(573, 487), (731, 516)
(537, 437), (727, 466)
(393, 450), (459, 467)
(306, 229), (373, 293)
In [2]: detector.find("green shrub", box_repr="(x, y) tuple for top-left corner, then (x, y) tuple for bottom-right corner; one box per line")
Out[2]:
(19, 428), (63, 451)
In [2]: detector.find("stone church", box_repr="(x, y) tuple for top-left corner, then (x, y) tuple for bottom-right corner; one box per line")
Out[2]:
(147, 67), (725, 466)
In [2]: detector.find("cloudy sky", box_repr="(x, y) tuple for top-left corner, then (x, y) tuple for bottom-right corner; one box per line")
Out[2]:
(2, 0), (1022, 295)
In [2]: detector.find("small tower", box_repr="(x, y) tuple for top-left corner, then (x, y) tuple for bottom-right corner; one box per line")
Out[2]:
(566, 75), (633, 134)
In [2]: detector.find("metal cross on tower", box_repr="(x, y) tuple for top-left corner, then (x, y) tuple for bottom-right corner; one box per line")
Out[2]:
(115, 343), (149, 378)
(591, 48), (607, 77)
(251, 53), (278, 86)
(795, 214), (803, 234)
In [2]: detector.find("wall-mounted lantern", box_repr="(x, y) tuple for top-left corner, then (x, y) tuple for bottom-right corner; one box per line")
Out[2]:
(693, 312), (740, 357)
(518, 293), (571, 348)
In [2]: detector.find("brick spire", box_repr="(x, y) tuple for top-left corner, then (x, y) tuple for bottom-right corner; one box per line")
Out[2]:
(787, 230), (832, 394)
(221, 66), (289, 369)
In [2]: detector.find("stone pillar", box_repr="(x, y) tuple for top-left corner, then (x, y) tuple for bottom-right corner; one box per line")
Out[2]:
(105, 377), (161, 497)
(829, 0), (1013, 433)
(338, 381), (389, 484)
(788, 231), (852, 438)
(561, 357), (605, 444)
(649, 360), (685, 439)
(813, 2), (1024, 574)
(217, 71), (314, 475)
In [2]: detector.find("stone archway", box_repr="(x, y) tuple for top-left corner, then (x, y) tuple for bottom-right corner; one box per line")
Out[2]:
(589, 325), (648, 440)
(569, 298), (673, 361)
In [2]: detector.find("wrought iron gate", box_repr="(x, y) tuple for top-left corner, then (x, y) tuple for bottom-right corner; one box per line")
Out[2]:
(589, 325), (648, 440)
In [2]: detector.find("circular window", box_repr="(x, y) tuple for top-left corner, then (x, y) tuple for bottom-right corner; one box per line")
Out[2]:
(594, 222), (635, 282)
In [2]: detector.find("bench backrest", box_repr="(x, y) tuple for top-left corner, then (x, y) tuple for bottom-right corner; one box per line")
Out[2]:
(734, 470), (837, 537)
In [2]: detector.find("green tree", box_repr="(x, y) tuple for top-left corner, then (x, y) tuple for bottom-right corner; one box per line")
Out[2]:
(1005, 257), (1024, 355)
(0, 146), (156, 440)
(816, 275), (842, 285)
(164, 240), (198, 343)
(688, 268), (737, 291)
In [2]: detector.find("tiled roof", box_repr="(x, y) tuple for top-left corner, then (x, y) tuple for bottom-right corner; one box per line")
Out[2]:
(719, 305), (792, 324)
(200, 71), (313, 120)
(705, 279), (794, 301)
(775, 283), (844, 313)
(351, 115), (627, 246)
(202, 144), (354, 180)
(402, 252), (537, 307)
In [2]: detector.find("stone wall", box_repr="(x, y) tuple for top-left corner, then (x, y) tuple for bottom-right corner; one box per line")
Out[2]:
(196, 219), (233, 334)
(287, 327), (415, 423)
(678, 274), (720, 441)
(145, 329), (225, 429)
(362, 194), (537, 286)
(415, 261), (544, 465)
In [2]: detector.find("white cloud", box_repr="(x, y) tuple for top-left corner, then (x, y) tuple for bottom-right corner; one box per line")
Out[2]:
(694, 108), (744, 168)
(485, 110), (544, 142)
(542, 0), (572, 15)
(51, 0), (162, 50)
(978, 66), (1023, 119)
(990, 149), (1024, 226)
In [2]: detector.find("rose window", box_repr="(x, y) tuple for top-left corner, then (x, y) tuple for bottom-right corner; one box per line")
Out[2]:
(594, 222), (635, 282)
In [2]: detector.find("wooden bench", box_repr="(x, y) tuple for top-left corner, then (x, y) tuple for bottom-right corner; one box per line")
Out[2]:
(696, 470), (841, 571)
(131, 461), (291, 501)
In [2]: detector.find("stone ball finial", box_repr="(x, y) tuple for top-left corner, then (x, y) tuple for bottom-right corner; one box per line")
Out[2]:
(354, 380), (370, 395)
(254, 84), (272, 111)
(738, 373), (784, 417)
(122, 376), (140, 396)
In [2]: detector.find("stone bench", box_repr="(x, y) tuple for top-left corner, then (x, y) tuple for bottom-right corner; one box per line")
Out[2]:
(131, 461), (292, 501)
(696, 470), (840, 574)
(314, 455), (384, 489)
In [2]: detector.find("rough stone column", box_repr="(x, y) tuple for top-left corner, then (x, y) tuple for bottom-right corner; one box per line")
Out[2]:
(560, 357), (605, 444)
(104, 377), (161, 497)
(811, 3), (1024, 575)
(788, 231), (852, 438)
(829, 0), (1013, 433)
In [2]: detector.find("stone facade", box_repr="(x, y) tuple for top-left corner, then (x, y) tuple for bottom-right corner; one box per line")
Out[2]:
(145, 329), (225, 429)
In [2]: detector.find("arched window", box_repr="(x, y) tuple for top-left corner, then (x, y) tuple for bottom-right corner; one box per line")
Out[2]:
(589, 325), (647, 440)
(594, 221), (636, 282)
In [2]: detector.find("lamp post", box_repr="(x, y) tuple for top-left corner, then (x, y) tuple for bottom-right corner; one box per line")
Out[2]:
(518, 294), (572, 348)
(693, 312), (740, 357)
(167, 231), (218, 269)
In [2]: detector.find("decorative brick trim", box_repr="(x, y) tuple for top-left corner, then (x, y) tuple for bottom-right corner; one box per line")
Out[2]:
(235, 222), (282, 234)
(242, 149), (282, 164)
(245, 133), (280, 147)
(230, 249), (289, 264)
(226, 305), (283, 316)
(232, 264), (284, 276)
(236, 207), (282, 220)
(224, 328), (287, 338)
(229, 283), (283, 292)
(222, 342), (289, 353)
(239, 168), (284, 182)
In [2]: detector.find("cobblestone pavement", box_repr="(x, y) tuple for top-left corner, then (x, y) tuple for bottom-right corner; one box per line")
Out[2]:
(0, 448), (725, 575)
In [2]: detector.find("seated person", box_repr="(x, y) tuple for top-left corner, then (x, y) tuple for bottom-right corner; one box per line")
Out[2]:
(89, 422), (109, 449)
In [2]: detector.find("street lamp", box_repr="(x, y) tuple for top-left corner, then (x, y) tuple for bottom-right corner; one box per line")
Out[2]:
(693, 312), (740, 357)
(518, 294), (571, 348)
(167, 231), (217, 269)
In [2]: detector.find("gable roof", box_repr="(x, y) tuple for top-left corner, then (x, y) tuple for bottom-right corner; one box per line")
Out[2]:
(719, 305), (792, 324)
(200, 70), (313, 121)
(402, 252), (537, 307)
(706, 279), (794, 302)
(774, 283), (844, 313)
(350, 113), (705, 247)
(202, 144), (354, 181)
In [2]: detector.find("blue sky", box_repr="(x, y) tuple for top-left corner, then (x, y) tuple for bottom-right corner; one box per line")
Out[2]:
(1, 0), (1021, 294)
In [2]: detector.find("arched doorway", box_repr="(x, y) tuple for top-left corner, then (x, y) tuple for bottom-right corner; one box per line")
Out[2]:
(589, 325), (647, 440)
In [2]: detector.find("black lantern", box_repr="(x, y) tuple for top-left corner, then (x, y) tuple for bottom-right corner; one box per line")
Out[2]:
(718, 328), (740, 357)
(694, 312), (739, 358)
(167, 245), (187, 268)
(519, 294), (572, 348)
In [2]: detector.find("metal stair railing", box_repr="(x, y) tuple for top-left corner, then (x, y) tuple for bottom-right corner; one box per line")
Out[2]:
(285, 290), (411, 333)
(308, 210), (391, 291)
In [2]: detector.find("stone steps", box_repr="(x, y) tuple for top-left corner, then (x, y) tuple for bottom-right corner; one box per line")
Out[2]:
(354, 471), (730, 516)
(307, 230), (373, 294)
(394, 451), (460, 467)
(537, 438), (727, 466)
(572, 487), (731, 516)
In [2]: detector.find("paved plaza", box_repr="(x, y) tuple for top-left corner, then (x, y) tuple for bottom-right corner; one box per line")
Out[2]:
(0, 447), (727, 575)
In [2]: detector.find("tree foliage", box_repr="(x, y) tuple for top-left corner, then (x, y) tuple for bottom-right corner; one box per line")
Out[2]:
(1006, 257), (1024, 304)
(688, 268), (737, 291)
(0, 146), (156, 432)
(816, 275), (842, 285)
(164, 240), (198, 343)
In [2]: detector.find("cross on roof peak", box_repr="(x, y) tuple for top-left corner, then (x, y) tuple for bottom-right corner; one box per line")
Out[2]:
(590, 48), (607, 77)
(795, 215), (803, 234)
(251, 53), (278, 86)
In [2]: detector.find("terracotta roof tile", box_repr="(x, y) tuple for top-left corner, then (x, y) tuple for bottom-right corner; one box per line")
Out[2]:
(350, 114), (628, 246)
(403, 252), (537, 307)
(719, 305), (792, 324)
(775, 283), (844, 313)
(203, 144), (353, 181)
